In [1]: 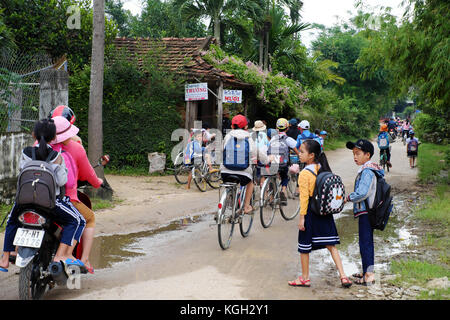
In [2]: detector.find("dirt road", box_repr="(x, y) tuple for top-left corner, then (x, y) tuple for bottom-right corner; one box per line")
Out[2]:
(0, 137), (419, 300)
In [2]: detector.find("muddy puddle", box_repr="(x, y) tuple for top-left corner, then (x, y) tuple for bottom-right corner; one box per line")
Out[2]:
(89, 215), (206, 269)
(89, 193), (421, 279)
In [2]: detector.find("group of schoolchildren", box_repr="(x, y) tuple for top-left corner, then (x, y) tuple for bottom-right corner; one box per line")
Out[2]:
(0, 106), (103, 274)
(377, 117), (420, 169)
(185, 113), (394, 289)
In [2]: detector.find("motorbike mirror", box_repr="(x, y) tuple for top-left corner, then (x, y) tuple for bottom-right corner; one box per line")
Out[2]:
(100, 155), (110, 166)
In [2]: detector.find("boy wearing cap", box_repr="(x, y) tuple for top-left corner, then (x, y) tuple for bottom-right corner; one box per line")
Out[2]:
(295, 120), (318, 150)
(344, 139), (384, 286)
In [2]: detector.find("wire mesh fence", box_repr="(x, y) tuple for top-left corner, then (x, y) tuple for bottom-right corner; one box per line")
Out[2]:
(0, 48), (54, 133)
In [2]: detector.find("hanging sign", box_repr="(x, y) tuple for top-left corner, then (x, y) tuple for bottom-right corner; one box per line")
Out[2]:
(223, 90), (242, 104)
(185, 83), (208, 101)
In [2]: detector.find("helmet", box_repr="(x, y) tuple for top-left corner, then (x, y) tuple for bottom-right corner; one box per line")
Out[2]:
(409, 130), (414, 135)
(298, 120), (310, 130)
(276, 118), (289, 130)
(381, 124), (388, 132)
(50, 105), (76, 124)
(320, 130), (327, 135)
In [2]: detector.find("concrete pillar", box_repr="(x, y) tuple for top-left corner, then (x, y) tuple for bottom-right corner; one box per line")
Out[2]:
(39, 69), (69, 119)
(7, 87), (22, 132)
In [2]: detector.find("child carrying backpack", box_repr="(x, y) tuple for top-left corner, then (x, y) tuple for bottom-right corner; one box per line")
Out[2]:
(288, 139), (352, 288)
(345, 139), (393, 286)
(406, 130), (420, 168)
(0, 119), (85, 273)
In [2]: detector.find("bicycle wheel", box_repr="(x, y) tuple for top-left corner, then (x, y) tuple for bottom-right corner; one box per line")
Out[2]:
(193, 168), (208, 192)
(260, 176), (277, 228)
(239, 186), (255, 237)
(282, 177), (300, 220)
(174, 164), (190, 184)
(217, 188), (235, 250)
(206, 168), (221, 189)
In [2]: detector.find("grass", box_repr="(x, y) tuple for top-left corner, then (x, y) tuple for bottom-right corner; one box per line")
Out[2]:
(390, 260), (450, 300)
(91, 197), (123, 211)
(105, 166), (170, 177)
(388, 142), (450, 299)
(0, 203), (13, 233)
(417, 143), (450, 184)
(324, 132), (378, 151)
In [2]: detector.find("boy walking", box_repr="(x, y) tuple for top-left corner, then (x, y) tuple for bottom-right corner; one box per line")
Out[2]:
(344, 139), (384, 286)
(406, 130), (420, 168)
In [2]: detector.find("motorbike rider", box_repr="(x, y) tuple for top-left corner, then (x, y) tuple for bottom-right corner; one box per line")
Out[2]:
(50, 105), (82, 144)
(51, 116), (103, 274)
(1, 118), (86, 272)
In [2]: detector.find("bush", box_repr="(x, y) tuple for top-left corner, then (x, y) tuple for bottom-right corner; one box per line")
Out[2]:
(69, 52), (184, 170)
(413, 112), (449, 145)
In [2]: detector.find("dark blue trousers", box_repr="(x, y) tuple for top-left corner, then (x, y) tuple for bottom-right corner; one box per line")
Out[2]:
(358, 214), (374, 274)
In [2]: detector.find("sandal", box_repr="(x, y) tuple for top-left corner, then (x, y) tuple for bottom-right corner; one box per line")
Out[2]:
(354, 277), (375, 286)
(340, 276), (352, 288)
(352, 272), (364, 279)
(0, 267), (8, 273)
(288, 276), (311, 287)
(243, 205), (253, 215)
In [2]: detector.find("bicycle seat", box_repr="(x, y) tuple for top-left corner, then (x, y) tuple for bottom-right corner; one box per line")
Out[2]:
(223, 175), (241, 184)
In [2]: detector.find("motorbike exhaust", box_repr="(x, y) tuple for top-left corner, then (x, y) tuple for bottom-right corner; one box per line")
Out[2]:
(49, 262), (68, 285)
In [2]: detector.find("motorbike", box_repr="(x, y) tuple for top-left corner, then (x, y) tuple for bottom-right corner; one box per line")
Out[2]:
(12, 155), (110, 300)
(388, 128), (396, 142)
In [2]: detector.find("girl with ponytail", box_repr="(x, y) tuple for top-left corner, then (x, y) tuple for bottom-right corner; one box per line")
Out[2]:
(0, 119), (86, 273)
(288, 139), (352, 288)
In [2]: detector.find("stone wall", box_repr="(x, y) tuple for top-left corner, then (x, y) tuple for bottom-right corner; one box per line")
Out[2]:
(0, 132), (33, 203)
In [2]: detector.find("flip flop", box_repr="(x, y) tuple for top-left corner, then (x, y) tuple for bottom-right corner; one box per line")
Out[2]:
(288, 276), (311, 287)
(0, 267), (8, 272)
(354, 277), (375, 286)
(63, 258), (85, 267)
(352, 272), (364, 279)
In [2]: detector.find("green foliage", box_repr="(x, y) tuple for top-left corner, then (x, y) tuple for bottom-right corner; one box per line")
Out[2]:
(69, 51), (184, 169)
(202, 44), (307, 120)
(413, 113), (449, 145)
(0, 0), (118, 71)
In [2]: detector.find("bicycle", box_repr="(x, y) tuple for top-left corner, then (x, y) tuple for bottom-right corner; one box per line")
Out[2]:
(259, 164), (300, 229)
(191, 157), (221, 192)
(173, 151), (190, 185)
(379, 148), (390, 172)
(216, 174), (256, 250)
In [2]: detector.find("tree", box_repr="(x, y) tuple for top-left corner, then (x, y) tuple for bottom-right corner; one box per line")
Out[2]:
(0, 0), (117, 71)
(174, 0), (258, 46)
(88, 0), (105, 178)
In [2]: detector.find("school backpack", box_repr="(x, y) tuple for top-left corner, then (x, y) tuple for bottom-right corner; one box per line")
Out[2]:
(378, 132), (389, 149)
(407, 139), (418, 153)
(223, 136), (250, 170)
(15, 147), (59, 209)
(305, 169), (346, 216)
(364, 170), (393, 231)
(183, 141), (194, 165)
(267, 134), (290, 168)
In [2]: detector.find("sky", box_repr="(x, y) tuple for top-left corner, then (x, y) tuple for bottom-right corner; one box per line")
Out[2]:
(121, 0), (406, 48)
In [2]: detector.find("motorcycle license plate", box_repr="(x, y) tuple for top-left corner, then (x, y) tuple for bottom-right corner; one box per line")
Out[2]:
(13, 228), (45, 248)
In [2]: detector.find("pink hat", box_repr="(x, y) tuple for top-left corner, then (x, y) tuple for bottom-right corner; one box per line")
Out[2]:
(52, 116), (79, 143)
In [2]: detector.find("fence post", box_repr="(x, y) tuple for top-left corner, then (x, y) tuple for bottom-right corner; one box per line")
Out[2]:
(39, 69), (69, 119)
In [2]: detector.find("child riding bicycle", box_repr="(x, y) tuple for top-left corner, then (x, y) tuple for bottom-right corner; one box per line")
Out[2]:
(377, 124), (392, 168)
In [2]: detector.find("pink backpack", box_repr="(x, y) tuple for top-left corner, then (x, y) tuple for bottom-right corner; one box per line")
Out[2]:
(51, 143), (77, 191)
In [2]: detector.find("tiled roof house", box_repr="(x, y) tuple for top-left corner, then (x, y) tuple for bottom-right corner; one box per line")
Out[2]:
(113, 37), (253, 130)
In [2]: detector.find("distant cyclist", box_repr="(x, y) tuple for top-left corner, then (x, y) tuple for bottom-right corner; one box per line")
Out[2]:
(267, 118), (300, 206)
(377, 124), (392, 168)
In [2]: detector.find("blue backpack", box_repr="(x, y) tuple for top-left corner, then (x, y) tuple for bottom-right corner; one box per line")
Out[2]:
(223, 137), (250, 170)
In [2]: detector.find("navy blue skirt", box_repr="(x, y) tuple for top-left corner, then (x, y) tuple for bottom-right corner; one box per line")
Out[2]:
(298, 210), (340, 253)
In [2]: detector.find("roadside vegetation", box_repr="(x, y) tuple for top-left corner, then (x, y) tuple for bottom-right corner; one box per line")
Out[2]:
(389, 143), (450, 300)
